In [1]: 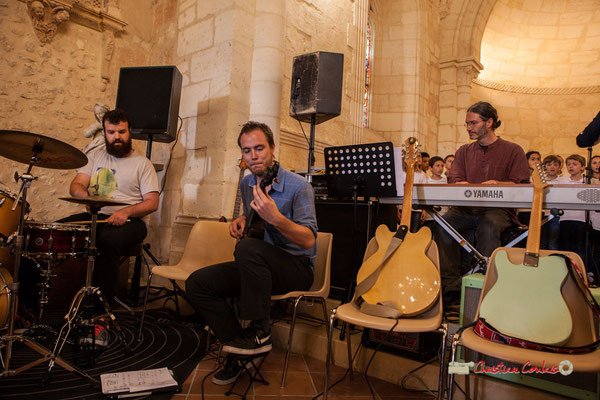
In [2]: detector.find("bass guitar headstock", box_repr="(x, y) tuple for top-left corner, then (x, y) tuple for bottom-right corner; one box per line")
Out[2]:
(532, 162), (548, 189)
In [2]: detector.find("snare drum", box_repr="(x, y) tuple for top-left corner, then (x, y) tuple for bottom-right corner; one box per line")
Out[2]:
(23, 222), (89, 259)
(0, 265), (13, 329)
(0, 189), (28, 273)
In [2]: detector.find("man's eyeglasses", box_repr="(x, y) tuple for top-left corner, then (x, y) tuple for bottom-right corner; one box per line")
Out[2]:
(464, 119), (487, 128)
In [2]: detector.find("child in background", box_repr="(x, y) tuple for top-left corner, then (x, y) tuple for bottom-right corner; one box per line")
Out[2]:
(540, 155), (562, 250)
(590, 155), (600, 180)
(422, 156), (447, 234)
(557, 155), (565, 177)
(427, 156), (447, 183)
(558, 154), (587, 261)
(526, 151), (541, 178)
(443, 154), (454, 177)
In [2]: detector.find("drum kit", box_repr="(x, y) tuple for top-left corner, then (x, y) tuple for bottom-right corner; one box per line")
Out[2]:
(0, 130), (130, 386)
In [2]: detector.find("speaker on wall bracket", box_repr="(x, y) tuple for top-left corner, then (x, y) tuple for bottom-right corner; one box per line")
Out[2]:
(115, 65), (183, 150)
(289, 51), (344, 177)
(289, 51), (344, 125)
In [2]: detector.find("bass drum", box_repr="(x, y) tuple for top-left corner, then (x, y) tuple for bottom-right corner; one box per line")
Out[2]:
(0, 265), (13, 329)
(0, 189), (29, 275)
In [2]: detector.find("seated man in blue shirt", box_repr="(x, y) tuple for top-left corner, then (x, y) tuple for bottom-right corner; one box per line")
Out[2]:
(186, 121), (318, 385)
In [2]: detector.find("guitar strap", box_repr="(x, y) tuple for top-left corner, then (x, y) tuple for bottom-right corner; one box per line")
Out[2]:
(351, 225), (409, 318)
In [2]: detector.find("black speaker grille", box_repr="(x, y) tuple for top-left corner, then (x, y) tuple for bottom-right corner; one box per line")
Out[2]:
(116, 66), (182, 143)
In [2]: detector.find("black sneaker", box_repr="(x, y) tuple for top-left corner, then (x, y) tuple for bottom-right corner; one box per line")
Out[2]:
(222, 327), (272, 355)
(212, 355), (251, 385)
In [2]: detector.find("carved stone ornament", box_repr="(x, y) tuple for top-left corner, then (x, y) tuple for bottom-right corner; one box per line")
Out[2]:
(27, 0), (71, 44)
(23, 0), (126, 45)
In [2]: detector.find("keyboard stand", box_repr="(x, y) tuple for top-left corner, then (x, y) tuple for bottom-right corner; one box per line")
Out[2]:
(427, 207), (556, 275)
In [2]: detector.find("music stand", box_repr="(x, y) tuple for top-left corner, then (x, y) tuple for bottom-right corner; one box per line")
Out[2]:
(324, 142), (397, 339)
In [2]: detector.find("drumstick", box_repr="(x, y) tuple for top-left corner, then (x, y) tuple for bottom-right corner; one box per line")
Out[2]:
(68, 219), (131, 224)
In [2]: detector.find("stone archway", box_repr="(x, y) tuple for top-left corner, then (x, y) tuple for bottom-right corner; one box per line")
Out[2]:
(437, 0), (497, 156)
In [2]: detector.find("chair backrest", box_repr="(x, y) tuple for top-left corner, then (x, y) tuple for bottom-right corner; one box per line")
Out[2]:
(476, 247), (596, 347)
(308, 232), (333, 297)
(176, 220), (237, 272)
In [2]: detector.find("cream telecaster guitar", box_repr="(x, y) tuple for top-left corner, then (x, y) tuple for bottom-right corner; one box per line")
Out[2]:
(355, 138), (440, 316)
(479, 164), (573, 345)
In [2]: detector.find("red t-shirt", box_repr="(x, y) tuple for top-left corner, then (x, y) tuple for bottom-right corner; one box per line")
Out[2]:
(448, 137), (530, 184)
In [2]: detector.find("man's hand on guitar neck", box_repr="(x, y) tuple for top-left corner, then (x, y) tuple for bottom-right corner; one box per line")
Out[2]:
(250, 184), (280, 225)
(229, 215), (246, 239)
(250, 184), (316, 250)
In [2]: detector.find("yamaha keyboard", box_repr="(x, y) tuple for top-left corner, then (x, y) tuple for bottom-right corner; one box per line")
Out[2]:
(380, 184), (600, 210)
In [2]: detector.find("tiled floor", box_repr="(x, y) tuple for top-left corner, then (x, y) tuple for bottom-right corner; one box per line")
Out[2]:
(173, 347), (433, 399)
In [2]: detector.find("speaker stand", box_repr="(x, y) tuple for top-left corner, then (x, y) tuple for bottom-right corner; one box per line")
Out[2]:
(306, 114), (316, 183)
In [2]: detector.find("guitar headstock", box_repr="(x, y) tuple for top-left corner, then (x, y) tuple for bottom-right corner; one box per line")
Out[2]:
(238, 159), (247, 170)
(401, 137), (420, 170)
(532, 162), (548, 189)
(259, 161), (280, 192)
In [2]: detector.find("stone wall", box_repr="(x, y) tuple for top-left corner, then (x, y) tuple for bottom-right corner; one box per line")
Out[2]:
(369, 0), (440, 155)
(0, 0), (153, 223)
(471, 84), (599, 161)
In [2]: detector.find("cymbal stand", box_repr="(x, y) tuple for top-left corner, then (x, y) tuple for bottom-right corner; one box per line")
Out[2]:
(0, 153), (97, 385)
(47, 204), (130, 375)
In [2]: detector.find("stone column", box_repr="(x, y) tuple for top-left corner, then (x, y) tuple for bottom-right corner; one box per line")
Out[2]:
(248, 0), (286, 153)
(437, 57), (482, 156)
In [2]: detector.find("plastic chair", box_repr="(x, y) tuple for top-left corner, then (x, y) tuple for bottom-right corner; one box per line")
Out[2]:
(448, 247), (600, 400)
(138, 220), (236, 339)
(323, 235), (447, 400)
(271, 231), (333, 388)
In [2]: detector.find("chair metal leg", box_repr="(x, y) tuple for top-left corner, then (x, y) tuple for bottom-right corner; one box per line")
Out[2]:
(319, 297), (333, 366)
(324, 308), (337, 400)
(345, 321), (353, 377)
(437, 323), (448, 400)
(281, 295), (304, 388)
(137, 271), (153, 340)
(448, 333), (460, 400)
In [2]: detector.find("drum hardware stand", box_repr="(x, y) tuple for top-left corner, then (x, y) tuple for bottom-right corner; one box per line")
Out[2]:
(47, 202), (130, 375)
(17, 258), (60, 344)
(0, 154), (98, 386)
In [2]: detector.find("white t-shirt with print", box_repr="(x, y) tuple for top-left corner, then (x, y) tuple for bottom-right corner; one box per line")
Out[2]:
(78, 148), (159, 215)
(558, 175), (585, 223)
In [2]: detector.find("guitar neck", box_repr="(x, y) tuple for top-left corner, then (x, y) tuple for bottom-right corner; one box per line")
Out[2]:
(232, 169), (244, 219)
(525, 185), (544, 258)
(400, 164), (415, 228)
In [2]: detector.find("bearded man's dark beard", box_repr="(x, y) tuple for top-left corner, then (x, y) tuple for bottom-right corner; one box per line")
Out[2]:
(105, 138), (132, 157)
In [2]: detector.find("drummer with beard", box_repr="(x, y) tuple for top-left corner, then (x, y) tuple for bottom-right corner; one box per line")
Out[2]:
(61, 109), (159, 309)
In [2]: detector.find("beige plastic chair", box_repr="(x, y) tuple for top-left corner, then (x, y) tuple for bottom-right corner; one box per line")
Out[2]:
(271, 231), (333, 388)
(323, 235), (447, 400)
(448, 247), (600, 400)
(138, 220), (236, 339)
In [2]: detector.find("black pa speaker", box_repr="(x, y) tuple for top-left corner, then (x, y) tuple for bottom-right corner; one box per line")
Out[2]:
(115, 65), (182, 143)
(289, 51), (343, 124)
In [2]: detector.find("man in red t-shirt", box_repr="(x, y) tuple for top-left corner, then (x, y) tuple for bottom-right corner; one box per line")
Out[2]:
(436, 101), (530, 305)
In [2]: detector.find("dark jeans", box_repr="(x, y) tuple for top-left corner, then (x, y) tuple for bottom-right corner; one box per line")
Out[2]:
(435, 207), (513, 294)
(185, 238), (313, 343)
(57, 212), (147, 303)
(559, 220), (586, 263)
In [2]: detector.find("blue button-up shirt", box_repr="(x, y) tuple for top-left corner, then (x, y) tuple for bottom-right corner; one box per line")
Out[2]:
(241, 166), (318, 266)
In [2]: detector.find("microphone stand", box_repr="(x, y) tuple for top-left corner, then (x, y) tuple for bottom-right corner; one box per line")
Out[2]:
(584, 147), (597, 285)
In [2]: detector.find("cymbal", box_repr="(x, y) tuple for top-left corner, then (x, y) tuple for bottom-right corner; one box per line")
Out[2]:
(0, 130), (88, 169)
(59, 196), (129, 208)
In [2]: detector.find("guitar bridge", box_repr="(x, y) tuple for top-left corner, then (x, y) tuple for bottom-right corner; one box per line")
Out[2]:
(523, 252), (539, 267)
